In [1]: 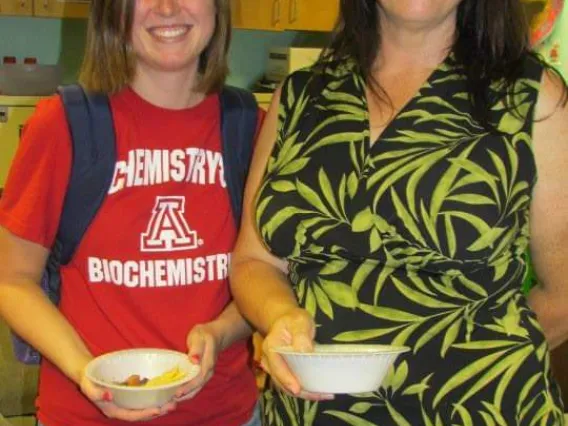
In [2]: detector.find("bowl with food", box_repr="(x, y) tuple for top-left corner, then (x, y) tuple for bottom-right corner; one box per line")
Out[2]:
(85, 348), (199, 409)
(273, 344), (410, 394)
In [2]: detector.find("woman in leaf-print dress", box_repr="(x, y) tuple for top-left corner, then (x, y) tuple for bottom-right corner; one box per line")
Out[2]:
(231, 0), (568, 424)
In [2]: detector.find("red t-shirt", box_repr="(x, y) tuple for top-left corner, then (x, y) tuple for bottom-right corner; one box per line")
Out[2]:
(0, 88), (259, 426)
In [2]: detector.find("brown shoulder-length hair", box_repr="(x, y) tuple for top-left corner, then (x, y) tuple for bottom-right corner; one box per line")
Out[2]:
(79, 0), (231, 94)
(318, 0), (568, 129)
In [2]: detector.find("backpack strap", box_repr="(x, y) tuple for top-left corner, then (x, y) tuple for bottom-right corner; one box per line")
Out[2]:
(11, 86), (116, 364)
(56, 85), (116, 264)
(219, 86), (258, 226)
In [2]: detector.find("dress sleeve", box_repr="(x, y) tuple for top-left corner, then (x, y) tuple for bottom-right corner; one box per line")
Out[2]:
(271, 68), (315, 159)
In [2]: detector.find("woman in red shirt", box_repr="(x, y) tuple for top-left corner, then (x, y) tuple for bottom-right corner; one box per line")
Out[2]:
(0, 0), (260, 425)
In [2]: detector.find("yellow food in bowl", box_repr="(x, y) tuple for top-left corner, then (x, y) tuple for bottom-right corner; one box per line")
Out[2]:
(145, 366), (187, 387)
(118, 366), (187, 387)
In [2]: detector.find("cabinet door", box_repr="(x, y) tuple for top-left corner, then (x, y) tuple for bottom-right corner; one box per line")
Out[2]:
(0, 0), (33, 16)
(0, 105), (35, 188)
(33, 0), (89, 18)
(231, 0), (282, 31)
(284, 0), (339, 31)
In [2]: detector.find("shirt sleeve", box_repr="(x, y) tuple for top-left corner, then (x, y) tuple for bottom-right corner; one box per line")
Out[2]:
(0, 96), (72, 249)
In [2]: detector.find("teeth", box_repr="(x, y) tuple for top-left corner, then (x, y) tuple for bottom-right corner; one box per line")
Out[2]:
(150, 27), (188, 39)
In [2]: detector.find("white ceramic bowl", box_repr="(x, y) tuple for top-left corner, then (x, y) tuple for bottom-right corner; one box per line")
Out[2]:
(274, 344), (410, 394)
(85, 348), (199, 409)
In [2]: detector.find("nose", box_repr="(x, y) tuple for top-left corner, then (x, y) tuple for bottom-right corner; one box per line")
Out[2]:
(154, 0), (181, 16)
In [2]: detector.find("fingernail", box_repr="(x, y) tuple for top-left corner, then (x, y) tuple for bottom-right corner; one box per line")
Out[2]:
(102, 391), (112, 402)
(287, 384), (299, 395)
(191, 354), (201, 363)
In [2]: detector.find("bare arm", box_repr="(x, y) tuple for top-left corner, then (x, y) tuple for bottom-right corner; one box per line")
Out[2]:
(230, 87), (300, 336)
(229, 88), (326, 399)
(0, 226), (92, 383)
(206, 302), (252, 350)
(528, 69), (568, 350)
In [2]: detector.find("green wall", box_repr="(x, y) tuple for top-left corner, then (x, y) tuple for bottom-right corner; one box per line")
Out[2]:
(2, 8), (565, 86)
(0, 17), (61, 64)
(0, 17), (300, 88)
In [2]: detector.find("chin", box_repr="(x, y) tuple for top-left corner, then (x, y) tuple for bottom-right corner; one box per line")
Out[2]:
(160, 62), (196, 73)
(147, 57), (200, 74)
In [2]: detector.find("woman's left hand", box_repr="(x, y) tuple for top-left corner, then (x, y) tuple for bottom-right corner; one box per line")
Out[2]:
(175, 323), (222, 401)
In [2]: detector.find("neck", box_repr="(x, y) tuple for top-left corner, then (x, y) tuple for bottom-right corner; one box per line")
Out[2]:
(375, 10), (457, 73)
(130, 62), (204, 110)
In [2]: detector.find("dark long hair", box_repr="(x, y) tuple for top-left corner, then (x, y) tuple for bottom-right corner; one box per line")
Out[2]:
(318, 0), (567, 128)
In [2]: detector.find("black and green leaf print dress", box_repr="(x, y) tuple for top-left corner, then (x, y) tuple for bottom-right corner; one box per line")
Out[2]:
(255, 54), (565, 426)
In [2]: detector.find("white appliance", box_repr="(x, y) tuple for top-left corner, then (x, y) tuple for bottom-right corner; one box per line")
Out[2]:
(265, 47), (323, 82)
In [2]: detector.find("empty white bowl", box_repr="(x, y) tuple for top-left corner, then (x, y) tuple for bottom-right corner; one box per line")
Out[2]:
(274, 344), (410, 394)
(85, 348), (199, 409)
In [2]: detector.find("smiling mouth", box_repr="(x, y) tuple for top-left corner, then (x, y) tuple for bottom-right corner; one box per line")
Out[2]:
(147, 25), (191, 42)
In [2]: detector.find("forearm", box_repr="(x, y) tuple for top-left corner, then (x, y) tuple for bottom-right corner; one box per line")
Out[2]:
(0, 278), (92, 383)
(208, 302), (252, 351)
(528, 286), (568, 350)
(230, 259), (298, 336)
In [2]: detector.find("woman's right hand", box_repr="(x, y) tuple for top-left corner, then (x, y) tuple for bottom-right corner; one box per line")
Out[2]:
(79, 373), (177, 421)
(261, 307), (334, 401)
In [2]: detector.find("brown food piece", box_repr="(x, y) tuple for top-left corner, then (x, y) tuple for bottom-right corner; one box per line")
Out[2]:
(119, 374), (149, 387)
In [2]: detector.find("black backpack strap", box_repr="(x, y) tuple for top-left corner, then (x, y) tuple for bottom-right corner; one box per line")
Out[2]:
(28, 85), (114, 308)
(56, 84), (116, 264)
(219, 86), (258, 226)
(11, 85), (116, 363)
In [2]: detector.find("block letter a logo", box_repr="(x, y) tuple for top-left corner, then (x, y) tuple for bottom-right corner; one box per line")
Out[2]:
(141, 196), (199, 252)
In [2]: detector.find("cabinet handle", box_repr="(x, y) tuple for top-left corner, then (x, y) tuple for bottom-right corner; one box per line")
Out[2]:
(43, 0), (49, 9)
(272, 0), (281, 26)
(289, 0), (298, 23)
(0, 107), (8, 124)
